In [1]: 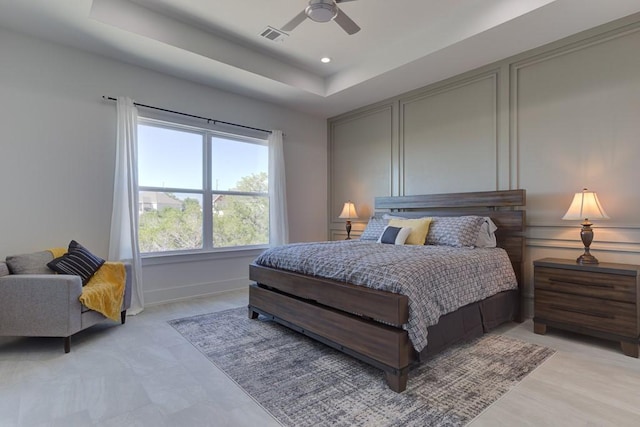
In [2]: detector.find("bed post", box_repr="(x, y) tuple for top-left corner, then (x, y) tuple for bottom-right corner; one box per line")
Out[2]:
(248, 306), (259, 319)
(384, 370), (409, 393)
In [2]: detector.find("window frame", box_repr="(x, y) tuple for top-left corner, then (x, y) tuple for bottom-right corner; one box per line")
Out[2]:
(137, 117), (269, 257)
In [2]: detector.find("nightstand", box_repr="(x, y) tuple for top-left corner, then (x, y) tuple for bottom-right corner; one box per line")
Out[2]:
(533, 258), (640, 358)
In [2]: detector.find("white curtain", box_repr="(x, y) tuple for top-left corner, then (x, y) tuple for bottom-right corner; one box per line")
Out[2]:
(109, 97), (144, 314)
(268, 130), (289, 246)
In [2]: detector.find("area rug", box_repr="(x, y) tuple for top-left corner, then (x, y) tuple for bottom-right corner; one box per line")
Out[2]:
(169, 307), (555, 427)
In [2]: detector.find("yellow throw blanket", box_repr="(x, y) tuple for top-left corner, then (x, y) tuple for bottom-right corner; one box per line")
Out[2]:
(49, 247), (67, 258)
(80, 262), (125, 322)
(48, 248), (126, 322)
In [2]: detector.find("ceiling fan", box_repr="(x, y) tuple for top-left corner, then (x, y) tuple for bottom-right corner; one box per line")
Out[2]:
(281, 0), (361, 35)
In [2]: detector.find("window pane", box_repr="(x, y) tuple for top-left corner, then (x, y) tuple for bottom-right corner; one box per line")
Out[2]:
(138, 191), (203, 252)
(138, 124), (203, 189)
(211, 137), (267, 191)
(212, 195), (269, 247)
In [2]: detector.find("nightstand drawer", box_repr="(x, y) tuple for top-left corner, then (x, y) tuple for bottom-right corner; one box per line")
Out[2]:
(535, 266), (636, 303)
(535, 290), (638, 338)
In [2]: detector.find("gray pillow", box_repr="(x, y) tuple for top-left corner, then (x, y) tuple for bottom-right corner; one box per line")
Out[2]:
(359, 217), (389, 241)
(0, 262), (10, 277)
(426, 216), (486, 248)
(5, 251), (55, 274)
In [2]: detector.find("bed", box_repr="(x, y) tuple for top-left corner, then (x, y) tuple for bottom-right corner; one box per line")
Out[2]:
(248, 189), (526, 392)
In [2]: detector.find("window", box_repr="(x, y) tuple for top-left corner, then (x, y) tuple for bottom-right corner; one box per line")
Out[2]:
(137, 118), (269, 254)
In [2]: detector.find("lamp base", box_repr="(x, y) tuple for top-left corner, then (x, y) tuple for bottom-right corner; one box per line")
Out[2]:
(577, 253), (599, 265)
(576, 221), (598, 264)
(345, 220), (352, 240)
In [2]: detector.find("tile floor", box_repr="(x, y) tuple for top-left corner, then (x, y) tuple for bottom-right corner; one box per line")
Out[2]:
(1, 289), (639, 426)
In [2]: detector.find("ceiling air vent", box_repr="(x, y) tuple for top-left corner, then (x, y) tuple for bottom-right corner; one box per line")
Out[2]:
(260, 26), (288, 42)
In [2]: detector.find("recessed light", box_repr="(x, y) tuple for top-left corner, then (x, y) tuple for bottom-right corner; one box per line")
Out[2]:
(321, 57), (331, 63)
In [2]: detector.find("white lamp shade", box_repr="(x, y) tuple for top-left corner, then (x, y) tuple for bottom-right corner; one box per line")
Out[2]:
(562, 189), (609, 221)
(338, 201), (358, 219)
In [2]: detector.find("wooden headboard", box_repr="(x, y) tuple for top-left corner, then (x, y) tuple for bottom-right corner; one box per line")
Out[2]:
(374, 189), (526, 318)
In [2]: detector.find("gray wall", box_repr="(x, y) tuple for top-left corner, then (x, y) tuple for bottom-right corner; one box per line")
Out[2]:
(328, 16), (640, 313)
(0, 27), (327, 305)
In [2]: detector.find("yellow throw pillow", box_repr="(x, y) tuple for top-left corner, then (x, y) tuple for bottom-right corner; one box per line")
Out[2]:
(387, 217), (432, 245)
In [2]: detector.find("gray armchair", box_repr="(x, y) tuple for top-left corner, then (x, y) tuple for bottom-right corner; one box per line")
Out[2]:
(0, 259), (132, 353)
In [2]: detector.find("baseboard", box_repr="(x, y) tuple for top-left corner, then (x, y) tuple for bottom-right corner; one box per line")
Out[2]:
(143, 278), (250, 306)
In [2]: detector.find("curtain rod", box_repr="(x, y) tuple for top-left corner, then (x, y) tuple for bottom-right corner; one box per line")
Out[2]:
(102, 96), (272, 134)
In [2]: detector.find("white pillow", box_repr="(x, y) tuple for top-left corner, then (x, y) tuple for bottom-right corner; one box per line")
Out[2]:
(377, 225), (412, 245)
(475, 217), (498, 248)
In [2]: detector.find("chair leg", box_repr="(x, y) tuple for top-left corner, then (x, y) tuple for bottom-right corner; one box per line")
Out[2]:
(121, 310), (127, 324)
(64, 336), (70, 353)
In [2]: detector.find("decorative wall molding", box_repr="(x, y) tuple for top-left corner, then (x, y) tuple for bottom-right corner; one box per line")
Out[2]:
(330, 229), (362, 241)
(327, 14), (640, 257)
(527, 238), (640, 253)
(511, 20), (640, 75)
(398, 69), (500, 105)
(397, 70), (500, 195)
(329, 102), (395, 230)
(510, 20), (640, 190)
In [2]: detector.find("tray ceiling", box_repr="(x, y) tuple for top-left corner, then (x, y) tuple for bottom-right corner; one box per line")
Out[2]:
(1, 0), (639, 116)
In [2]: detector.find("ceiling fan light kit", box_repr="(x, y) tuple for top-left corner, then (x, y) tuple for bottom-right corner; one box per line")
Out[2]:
(306, 0), (338, 23)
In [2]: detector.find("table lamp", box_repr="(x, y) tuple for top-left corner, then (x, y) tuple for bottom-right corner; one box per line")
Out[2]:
(339, 201), (358, 240)
(562, 188), (609, 264)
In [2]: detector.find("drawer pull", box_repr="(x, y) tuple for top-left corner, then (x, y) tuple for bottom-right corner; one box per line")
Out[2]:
(548, 277), (614, 288)
(548, 304), (615, 319)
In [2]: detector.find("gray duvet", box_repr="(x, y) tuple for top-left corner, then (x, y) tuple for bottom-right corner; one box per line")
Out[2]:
(254, 240), (517, 352)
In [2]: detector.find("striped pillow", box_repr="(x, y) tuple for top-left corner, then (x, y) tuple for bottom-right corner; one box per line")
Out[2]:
(47, 240), (105, 285)
(377, 225), (412, 245)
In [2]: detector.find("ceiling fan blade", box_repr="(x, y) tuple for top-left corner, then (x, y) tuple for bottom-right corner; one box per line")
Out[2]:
(281, 10), (307, 32)
(336, 0), (358, 3)
(334, 8), (360, 35)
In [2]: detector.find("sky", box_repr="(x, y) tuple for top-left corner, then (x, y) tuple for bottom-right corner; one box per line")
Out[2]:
(137, 124), (268, 193)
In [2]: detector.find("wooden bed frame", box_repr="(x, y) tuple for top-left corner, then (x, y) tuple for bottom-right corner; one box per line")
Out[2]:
(248, 189), (526, 392)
